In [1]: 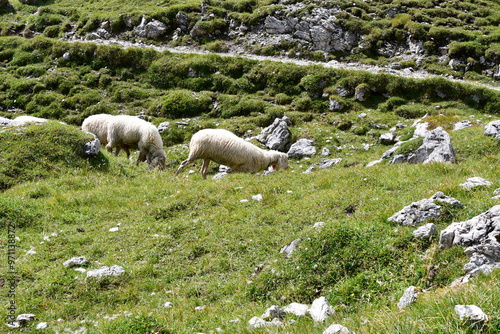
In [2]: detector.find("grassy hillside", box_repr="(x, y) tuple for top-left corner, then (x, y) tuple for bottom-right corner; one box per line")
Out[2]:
(2, 0), (500, 80)
(1, 33), (500, 334)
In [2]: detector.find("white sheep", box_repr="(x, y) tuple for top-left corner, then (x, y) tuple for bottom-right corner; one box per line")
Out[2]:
(105, 115), (167, 170)
(81, 114), (132, 157)
(176, 128), (288, 179)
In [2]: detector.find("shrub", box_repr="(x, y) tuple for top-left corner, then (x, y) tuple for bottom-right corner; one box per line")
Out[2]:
(153, 90), (214, 118)
(394, 104), (429, 118)
(379, 97), (407, 112)
(219, 95), (268, 118)
(448, 41), (487, 59)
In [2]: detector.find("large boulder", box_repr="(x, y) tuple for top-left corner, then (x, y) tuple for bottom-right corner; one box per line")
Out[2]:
(406, 127), (455, 164)
(287, 138), (316, 158)
(256, 116), (291, 151)
(440, 205), (500, 278)
(134, 16), (168, 39)
(484, 120), (500, 139)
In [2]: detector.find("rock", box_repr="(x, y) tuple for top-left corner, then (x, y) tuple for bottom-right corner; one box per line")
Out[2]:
(261, 305), (286, 320)
(459, 177), (492, 190)
(280, 239), (301, 257)
(453, 120), (473, 131)
(134, 16), (168, 39)
(86, 265), (125, 278)
(256, 116), (292, 151)
(12, 116), (48, 126)
(454, 305), (488, 323)
(430, 191), (462, 207)
(328, 97), (344, 111)
(157, 122), (170, 133)
(388, 199), (442, 227)
(413, 223), (438, 240)
(303, 158), (343, 173)
(265, 16), (292, 34)
(309, 296), (333, 322)
(321, 148), (331, 156)
(63, 256), (89, 268)
(484, 120), (500, 139)
(288, 139), (316, 158)
(397, 286), (418, 309)
(83, 138), (101, 156)
(380, 132), (397, 145)
(313, 222), (326, 228)
(284, 302), (309, 316)
(248, 316), (283, 329)
(323, 324), (351, 334)
(354, 84), (369, 101)
(440, 205), (500, 277)
(36, 322), (48, 329)
(407, 127), (456, 164)
(16, 314), (36, 324)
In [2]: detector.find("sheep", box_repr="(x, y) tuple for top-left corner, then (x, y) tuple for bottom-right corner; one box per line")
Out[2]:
(105, 115), (167, 170)
(176, 128), (288, 179)
(81, 114), (132, 158)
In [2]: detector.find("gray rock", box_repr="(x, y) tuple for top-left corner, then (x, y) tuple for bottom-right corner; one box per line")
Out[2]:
(265, 16), (292, 34)
(323, 324), (351, 334)
(397, 286), (418, 309)
(459, 177), (492, 190)
(280, 239), (301, 257)
(256, 116), (291, 151)
(303, 158), (343, 173)
(157, 122), (170, 133)
(388, 199), (442, 226)
(309, 296), (333, 322)
(354, 84), (369, 101)
(284, 302), (309, 316)
(453, 120), (473, 131)
(261, 305), (286, 320)
(380, 132), (397, 145)
(63, 256), (89, 268)
(328, 97), (344, 111)
(321, 147), (331, 156)
(413, 223), (438, 240)
(430, 191), (463, 207)
(484, 120), (500, 139)
(83, 138), (101, 156)
(407, 127), (455, 164)
(16, 314), (36, 324)
(440, 205), (500, 276)
(86, 265), (125, 278)
(454, 305), (488, 323)
(248, 316), (284, 329)
(134, 16), (168, 39)
(288, 139), (316, 158)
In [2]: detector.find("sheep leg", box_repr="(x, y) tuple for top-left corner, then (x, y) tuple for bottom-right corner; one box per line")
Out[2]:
(200, 159), (210, 179)
(176, 158), (193, 176)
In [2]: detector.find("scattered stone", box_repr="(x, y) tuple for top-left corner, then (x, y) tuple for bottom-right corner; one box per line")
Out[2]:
(413, 223), (438, 240)
(459, 177), (492, 190)
(453, 120), (473, 131)
(323, 324), (351, 334)
(261, 305), (286, 320)
(284, 303), (309, 317)
(309, 296), (333, 322)
(163, 302), (173, 308)
(256, 116), (292, 151)
(86, 265), (125, 278)
(484, 120), (500, 139)
(303, 158), (343, 174)
(83, 137), (101, 156)
(287, 139), (316, 158)
(321, 147), (331, 156)
(36, 322), (48, 329)
(380, 132), (397, 145)
(63, 256), (89, 268)
(252, 194), (263, 201)
(109, 227), (119, 232)
(313, 222), (326, 228)
(77, 227), (85, 232)
(134, 16), (168, 39)
(454, 305), (488, 324)
(388, 192), (461, 227)
(157, 122), (170, 133)
(388, 199), (442, 227)
(17, 314), (36, 324)
(248, 316), (283, 329)
(397, 286), (419, 309)
(280, 239), (301, 258)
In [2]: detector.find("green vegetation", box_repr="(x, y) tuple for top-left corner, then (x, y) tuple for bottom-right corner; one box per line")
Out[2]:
(1, 27), (500, 334)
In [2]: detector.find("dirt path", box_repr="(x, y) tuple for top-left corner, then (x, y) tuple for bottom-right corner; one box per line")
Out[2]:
(63, 37), (500, 91)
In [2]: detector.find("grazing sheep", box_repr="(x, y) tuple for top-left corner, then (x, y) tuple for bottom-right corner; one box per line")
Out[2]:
(176, 128), (288, 179)
(106, 115), (167, 170)
(81, 114), (132, 157)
